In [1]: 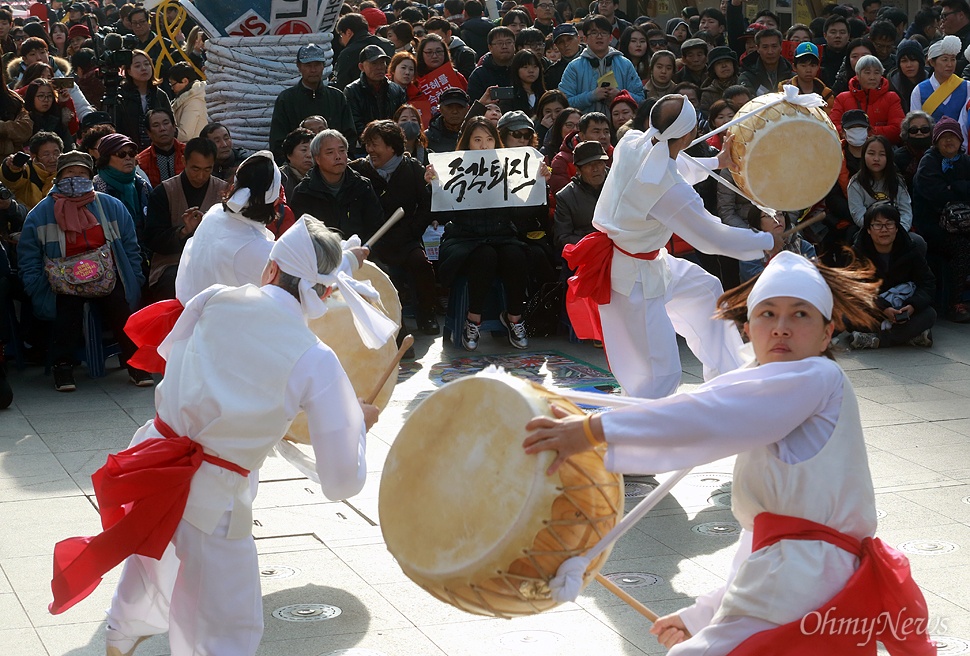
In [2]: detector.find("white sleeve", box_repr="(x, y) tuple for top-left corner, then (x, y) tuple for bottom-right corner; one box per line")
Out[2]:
(897, 183), (913, 231)
(157, 284), (227, 360)
(289, 344), (368, 501)
(676, 155), (719, 187)
(652, 184), (774, 260)
(602, 358), (844, 474)
(909, 86), (921, 113)
(233, 238), (274, 286)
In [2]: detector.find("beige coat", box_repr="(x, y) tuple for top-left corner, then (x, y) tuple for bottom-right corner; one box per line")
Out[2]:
(171, 80), (209, 142)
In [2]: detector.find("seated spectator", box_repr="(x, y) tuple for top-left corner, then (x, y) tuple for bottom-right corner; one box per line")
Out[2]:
(394, 104), (429, 164)
(699, 46), (738, 112)
(534, 89), (568, 149)
(427, 87), (469, 152)
(388, 51), (420, 106)
(502, 49), (545, 116)
(550, 111), (612, 195)
(143, 137), (225, 300)
(831, 37), (875, 96)
(269, 44), (356, 161)
(334, 13), (396, 90)
(544, 23), (582, 91)
(909, 35), (970, 141)
(888, 39), (927, 114)
(23, 79), (72, 146)
(705, 99), (734, 149)
(543, 106), (581, 160)
(93, 133), (151, 249)
(739, 206), (816, 282)
(516, 27), (549, 62)
(894, 111), (933, 194)
(560, 15), (644, 113)
(675, 38), (709, 87)
(168, 61), (209, 143)
(847, 135), (914, 233)
(117, 50), (172, 150)
(300, 115), (328, 134)
(136, 108), (185, 186)
(0, 188), (24, 407)
(350, 119), (437, 334)
(425, 16), (478, 79)
(433, 116), (533, 350)
(467, 27), (515, 102)
(610, 91), (637, 132)
(912, 117), (970, 323)
(344, 45), (407, 142)
(830, 55), (904, 144)
(779, 42), (834, 115)
(738, 28), (792, 97)
(823, 109), (871, 255)
(0, 68), (31, 158)
(554, 140), (607, 253)
(0, 131), (61, 209)
(17, 151), (150, 391)
(201, 123), (251, 183)
(279, 127), (314, 202)
(289, 129), (383, 241)
(849, 202), (936, 349)
(722, 84), (753, 111)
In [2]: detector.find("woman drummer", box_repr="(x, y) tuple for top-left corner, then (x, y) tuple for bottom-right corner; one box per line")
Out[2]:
(523, 251), (934, 655)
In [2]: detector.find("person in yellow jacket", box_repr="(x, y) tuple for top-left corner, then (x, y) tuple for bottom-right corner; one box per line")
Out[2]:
(0, 130), (60, 208)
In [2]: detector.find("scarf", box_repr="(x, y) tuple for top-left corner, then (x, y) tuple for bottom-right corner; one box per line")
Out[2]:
(371, 154), (403, 181)
(942, 154), (961, 172)
(97, 166), (140, 223)
(53, 191), (99, 244)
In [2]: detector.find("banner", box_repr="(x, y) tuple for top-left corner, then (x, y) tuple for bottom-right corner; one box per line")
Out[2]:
(429, 147), (547, 212)
(172, 0), (337, 37)
(415, 63), (466, 115)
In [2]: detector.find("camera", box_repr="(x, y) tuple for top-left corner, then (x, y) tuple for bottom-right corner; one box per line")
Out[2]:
(0, 184), (12, 202)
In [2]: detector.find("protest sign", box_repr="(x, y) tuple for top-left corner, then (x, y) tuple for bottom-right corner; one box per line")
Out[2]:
(429, 147), (546, 212)
(415, 63), (466, 114)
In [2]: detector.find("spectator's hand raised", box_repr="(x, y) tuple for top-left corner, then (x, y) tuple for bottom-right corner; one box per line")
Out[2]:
(424, 164), (438, 184)
(480, 85), (499, 105)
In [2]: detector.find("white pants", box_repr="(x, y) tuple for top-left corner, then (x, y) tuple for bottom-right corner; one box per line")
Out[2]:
(106, 511), (263, 656)
(668, 616), (780, 656)
(600, 256), (745, 399)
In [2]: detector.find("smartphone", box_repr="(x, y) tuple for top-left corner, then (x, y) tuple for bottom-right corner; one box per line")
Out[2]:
(600, 81), (612, 87)
(51, 77), (76, 89)
(490, 86), (515, 100)
(11, 151), (30, 167)
(895, 310), (910, 323)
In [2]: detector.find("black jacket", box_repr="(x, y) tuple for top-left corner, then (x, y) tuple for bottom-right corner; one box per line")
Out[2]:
(460, 17), (494, 59)
(467, 53), (512, 104)
(737, 52), (793, 97)
(426, 115), (461, 153)
(343, 75), (408, 139)
(853, 228), (935, 312)
(544, 51), (581, 91)
(349, 156), (432, 259)
(268, 82), (356, 161)
(448, 36), (479, 79)
(912, 147), (970, 238)
(116, 82), (173, 150)
(289, 166), (384, 242)
(553, 173), (601, 251)
(334, 32), (396, 90)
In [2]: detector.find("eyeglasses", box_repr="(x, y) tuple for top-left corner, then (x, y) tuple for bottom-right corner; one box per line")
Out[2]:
(586, 30), (610, 38)
(648, 39), (667, 46)
(908, 126), (932, 135)
(114, 149), (138, 158)
(941, 10), (956, 19)
(424, 48), (445, 56)
(509, 129), (534, 139)
(536, 3), (554, 7)
(869, 222), (897, 231)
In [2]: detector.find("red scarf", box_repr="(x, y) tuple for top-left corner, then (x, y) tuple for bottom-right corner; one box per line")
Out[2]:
(53, 191), (99, 244)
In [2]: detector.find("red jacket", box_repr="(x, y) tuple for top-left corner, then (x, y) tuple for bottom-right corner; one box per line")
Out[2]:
(136, 141), (186, 187)
(830, 76), (905, 144)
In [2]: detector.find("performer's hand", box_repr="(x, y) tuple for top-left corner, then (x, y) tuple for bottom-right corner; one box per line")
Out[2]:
(523, 404), (598, 475)
(650, 612), (692, 648)
(358, 398), (379, 431)
(349, 246), (369, 267)
(716, 133), (738, 172)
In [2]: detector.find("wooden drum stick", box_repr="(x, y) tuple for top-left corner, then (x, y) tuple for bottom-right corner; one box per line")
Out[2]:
(595, 573), (660, 623)
(781, 211), (826, 238)
(365, 208), (405, 249)
(364, 334), (414, 404)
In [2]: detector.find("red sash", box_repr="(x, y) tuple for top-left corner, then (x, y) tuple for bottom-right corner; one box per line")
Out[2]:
(124, 299), (185, 374)
(727, 513), (936, 656)
(49, 417), (249, 615)
(562, 231), (659, 341)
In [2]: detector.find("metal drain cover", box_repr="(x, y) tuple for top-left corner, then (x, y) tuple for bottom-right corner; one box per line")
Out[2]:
(497, 630), (564, 649)
(692, 521), (741, 536)
(260, 565), (298, 580)
(322, 650), (388, 656)
(603, 572), (663, 588)
(685, 473), (733, 488)
(625, 481), (656, 498)
(897, 540), (959, 556)
(933, 636), (970, 655)
(708, 491), (732, 508)
(273, 603), (341, 622)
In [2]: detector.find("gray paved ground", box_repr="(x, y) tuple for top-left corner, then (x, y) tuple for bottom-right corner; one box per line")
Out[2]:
(2, 323), (970, 655)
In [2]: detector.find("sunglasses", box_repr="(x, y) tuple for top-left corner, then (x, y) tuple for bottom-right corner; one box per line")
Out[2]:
(908, 126), (931, 135)
(509, 129), (534, 139)
(114, 149), (138, 158)
(649, 39), (667, 46)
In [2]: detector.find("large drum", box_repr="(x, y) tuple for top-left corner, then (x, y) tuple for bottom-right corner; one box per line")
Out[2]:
(379, 371), (624, 618)
(728, 92), (842, 211)
(284, 261), (401, 444)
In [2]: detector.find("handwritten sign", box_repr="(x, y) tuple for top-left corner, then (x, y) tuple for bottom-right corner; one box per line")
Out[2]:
(415, 63), (466, 115)
(430, 147), (547, 212)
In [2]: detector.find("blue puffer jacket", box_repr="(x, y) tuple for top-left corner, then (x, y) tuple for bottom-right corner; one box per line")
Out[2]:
(17, 190), (144, 320)
(559, 47), (645, 114)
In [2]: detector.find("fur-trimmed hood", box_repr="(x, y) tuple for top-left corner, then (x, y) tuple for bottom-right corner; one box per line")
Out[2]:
(7, 55), (71, 84)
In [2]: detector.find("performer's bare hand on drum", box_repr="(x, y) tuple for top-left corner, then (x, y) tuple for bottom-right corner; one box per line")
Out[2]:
(348, 246), (369, 267)
(715, 133), (739, 172)
(523, 405), (603, 475)
(650, 612), (691, 648)
(358, 398), (379, 431)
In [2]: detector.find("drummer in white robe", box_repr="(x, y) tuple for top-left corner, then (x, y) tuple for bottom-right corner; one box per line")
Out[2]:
(590, 94), (780, 398)
(102, 218), (381, 656)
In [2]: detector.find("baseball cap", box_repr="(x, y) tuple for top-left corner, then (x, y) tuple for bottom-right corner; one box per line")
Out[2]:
(552, 23), (578, 42)
(794, 42), (820, 61)
(359, 44), (390, 63)
(840, 109), (870, 130)
(297, 43), (327, 64)
(438, 87), (469, 107)
(55, 150), (94, 177)
(80, 111), (114, 130)
(497, 110), (534, 132)
(573, 140), (609, 167)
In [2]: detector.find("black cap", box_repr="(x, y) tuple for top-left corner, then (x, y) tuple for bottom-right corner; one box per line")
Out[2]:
(552, 23), (578, 42)
(80, 111), (114, 130)
(438, 87), (470, 107)
(573, 140), (609, 167)
(841, 109), (869, 129)
(359, 44), (390, 63)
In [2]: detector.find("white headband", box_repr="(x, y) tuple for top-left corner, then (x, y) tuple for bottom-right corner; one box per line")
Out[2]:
(746, 251), (833, 321)
(269, 216), (398, 348)
(636, 94), (697, 184)
(929, 34), (960, 60)
(225, 150), (283, 213)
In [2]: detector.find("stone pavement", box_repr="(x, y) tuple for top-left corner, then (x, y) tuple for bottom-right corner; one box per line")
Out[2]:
(2, 322), (970, 656)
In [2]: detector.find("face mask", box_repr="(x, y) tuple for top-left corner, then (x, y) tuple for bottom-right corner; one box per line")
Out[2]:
(845, 127), (869, 147)
(400, 121), (421, 141)
(909, 135), (931, 148)
(56, 176), (94, 197)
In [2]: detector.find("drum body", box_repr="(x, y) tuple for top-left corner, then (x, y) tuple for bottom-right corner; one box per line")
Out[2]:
(285, 262), (401, 444)
(728, 93), (842, 211)
(379, 371), (624, 618)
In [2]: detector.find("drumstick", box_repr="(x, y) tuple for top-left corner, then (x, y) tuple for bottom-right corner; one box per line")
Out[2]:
(365, 208), (406, 249)
(364, 334), (413, 404)
(595, 573), (660, 623)
(781, 211), (826, 238)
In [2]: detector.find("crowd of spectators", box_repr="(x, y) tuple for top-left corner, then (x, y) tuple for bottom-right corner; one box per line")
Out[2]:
(3, 0), (970, 410)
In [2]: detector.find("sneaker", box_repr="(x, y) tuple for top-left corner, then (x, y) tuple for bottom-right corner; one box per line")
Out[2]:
(417, 315), (440, 336)
(128, 370), (155, 387)
(908, 329), (933, 348)
(948, 303), (970, 323)
(52, 363), (76, 392)
(501, 312), (529, 349)
(461, 319), (480, 351)
(850, 331), (880, 350)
